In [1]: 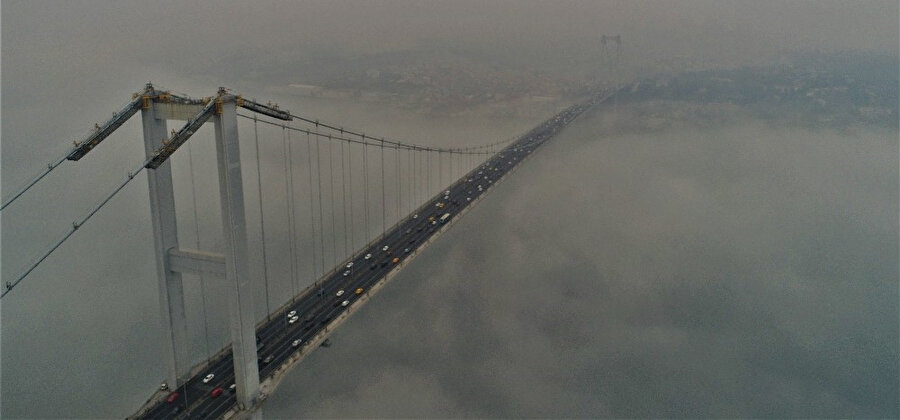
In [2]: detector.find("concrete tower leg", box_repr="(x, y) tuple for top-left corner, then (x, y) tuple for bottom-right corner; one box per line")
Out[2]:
(141, 96), (191, 388)
(213, 98), (261, 409)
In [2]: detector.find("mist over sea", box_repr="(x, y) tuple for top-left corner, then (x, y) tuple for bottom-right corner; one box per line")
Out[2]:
(264, 104), (899, 418)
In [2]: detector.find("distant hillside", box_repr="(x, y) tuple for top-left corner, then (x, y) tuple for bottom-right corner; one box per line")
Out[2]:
(619, 52), (899, 128)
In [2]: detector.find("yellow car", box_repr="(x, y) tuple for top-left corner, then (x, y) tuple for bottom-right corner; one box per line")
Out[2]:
(355, 288), (364, 295)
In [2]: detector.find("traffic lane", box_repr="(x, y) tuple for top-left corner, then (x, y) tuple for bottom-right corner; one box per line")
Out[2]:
(257, 270), (351, 343)
(300, 154), (505, 332)
(256, 224), (414, 342)
(190, 311), (329, 420)
(157, 254), (367, 419)
(146, 351), (236, 419)
(255, 215), (431, 362)
(188, 388), (236, 420)
(259, 245), (384, 338)
(162, 209), (443, 419)
(170, 357), (236, 419)
(259, 213), (426, 339)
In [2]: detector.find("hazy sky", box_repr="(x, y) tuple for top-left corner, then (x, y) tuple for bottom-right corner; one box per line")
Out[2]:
(3, 1), (898, 108)
(3, 0), (898, 188)
(2, 1), (898, 418)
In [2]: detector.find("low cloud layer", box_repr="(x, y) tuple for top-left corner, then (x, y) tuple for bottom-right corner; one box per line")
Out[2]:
(264, 105), (898, 417)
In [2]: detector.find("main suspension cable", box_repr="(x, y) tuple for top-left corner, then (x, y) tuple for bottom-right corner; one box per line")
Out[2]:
(283, 111), (516, 154)
(238, 113), (514, 156)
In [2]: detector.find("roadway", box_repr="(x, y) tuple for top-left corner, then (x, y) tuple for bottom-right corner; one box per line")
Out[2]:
(134, 92), (603, 419)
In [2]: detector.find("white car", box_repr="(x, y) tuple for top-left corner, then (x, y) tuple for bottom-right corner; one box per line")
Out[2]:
(413, 214), (419, 219)
(203, 373), (215, 384)
(346, 262), (354, 268)
(289, 316), (299, 324)
(292, 339), (302, 347)
(287, 310), (296, 318)
(343, 270), (351, 277)
(341, 300), (350, 307)
(364, 253), (372, 260)
(381, 245), (389, 252)
(466, 197), (471, 201)
(336, 290), (344, 297)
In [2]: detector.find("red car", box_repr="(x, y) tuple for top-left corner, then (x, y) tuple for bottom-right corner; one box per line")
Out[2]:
(166, 392), (180, 403)
(211, 387), (224, 397)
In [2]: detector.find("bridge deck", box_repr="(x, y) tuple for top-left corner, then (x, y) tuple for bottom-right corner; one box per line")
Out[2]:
(131, 92), (608, 419)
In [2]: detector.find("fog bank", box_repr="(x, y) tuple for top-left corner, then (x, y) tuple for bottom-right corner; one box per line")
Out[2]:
(264, 105), (898, 417)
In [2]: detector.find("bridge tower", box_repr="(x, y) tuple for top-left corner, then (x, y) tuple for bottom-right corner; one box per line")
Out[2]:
(600, 34), (622, 73)
(599, 35), (622, 113)
(141, 85), (261, 409)
(141, 84), (191, 391)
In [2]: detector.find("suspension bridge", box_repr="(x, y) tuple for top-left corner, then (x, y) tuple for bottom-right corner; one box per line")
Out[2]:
(1, 83), (613, 419)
